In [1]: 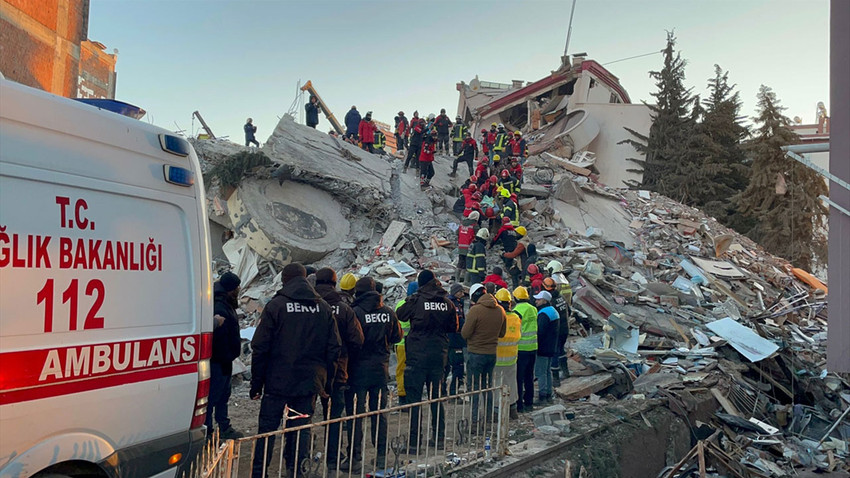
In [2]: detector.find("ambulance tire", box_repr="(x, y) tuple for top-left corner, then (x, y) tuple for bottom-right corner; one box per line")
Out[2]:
(34, 474), (73, 478)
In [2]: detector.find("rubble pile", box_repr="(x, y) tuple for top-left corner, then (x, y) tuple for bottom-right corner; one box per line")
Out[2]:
(193, 116), (846, 476)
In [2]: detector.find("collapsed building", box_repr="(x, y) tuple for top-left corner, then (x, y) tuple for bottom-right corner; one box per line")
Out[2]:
(456, 55), (651, 187)
(190, 79), (846, 475)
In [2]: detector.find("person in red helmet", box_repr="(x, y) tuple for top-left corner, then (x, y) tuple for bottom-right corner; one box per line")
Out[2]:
(510, 158), (523, 184)
(498, 169), (520, 197)
(456, 211), (478, 283)
(404, 112), (425, 173)
(480, 129), (491, 157)
(510, 131), (528, 161)
(525, 264), (544, 294)
(490, 216), (516, 249)
(486, 175), (499, 198)
(419, 129), (438, 188)
(475, 157), (489, 180)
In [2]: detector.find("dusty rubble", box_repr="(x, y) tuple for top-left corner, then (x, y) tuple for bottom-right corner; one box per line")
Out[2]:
(192, 115), (847, 477)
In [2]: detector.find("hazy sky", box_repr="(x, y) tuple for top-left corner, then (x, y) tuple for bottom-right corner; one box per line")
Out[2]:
(88, 0), (830, 142)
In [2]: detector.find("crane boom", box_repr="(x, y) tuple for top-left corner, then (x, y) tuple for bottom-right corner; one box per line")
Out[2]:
(192, 110), (216, 139)
(300, 81), (344, 134)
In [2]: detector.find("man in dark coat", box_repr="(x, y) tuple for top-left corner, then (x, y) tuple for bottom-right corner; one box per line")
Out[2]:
(207, 271), (244, 439)
(404, 112), (425, 173)
(396, 270), (458, 452)
(305, 95), (321, 128)
(433, 108), (453, 154)
(446, 283), (467, 395)
(314, 268), (364, 471)
(344, 106), (361, 140)
(346, 277), (403, 472)
(250, 263), (342, 478)
(244, 118), (259, 147)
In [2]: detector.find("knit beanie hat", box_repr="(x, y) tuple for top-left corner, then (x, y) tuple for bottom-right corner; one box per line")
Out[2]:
(219, 271), (241, 292)
(418, 270), (435, 287)
(406, 282), (420, 296)
(355, 277), (376, 295)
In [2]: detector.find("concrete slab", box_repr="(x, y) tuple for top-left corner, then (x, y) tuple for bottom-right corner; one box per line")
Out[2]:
(552, 193), (634, 247)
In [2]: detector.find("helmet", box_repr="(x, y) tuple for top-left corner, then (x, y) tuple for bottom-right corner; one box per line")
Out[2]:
(481, 128), (488, 134)
(472, 192), (482, 201)
(340, 273), (357, 291)
(493, 154), (501, 163)
(543, 277), (557, 291)
(470, 175), (478, 183)
(514, 131), (522, 136)
(489, 175), (498, 184)
(495, 288), (512, 303)
(456, 115), (462, 121)
(464, 131), (471, 137)
(527, 264), (539, 275)
(500, 188), (511, 198)
(476, 228), (490, 240)
(498, 123), (505, 129)
(428, 113), (436, 120)
(516, 226), (527, 236)
(468, 210), (480, 221)
(502, 216), (511, 225)
(467, 183), (477, 193)
(500, 169), (510, 179)
(491, 122), (497, 128)
(513, 286), (529, 300)
(546, 260), (564, 273)
(510, 193), (517, 202)
(470, 201), (481, 211)
(485, 207), (495, 218)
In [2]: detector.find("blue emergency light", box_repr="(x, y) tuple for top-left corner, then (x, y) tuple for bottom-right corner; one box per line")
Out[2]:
(163, 165), (195, 187)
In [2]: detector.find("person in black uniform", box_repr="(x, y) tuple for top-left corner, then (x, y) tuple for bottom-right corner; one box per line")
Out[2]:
(346, 277), (403, 472)
(250, 263), (342, 478)
(396, 270), (458, 453)
(207, 271), (244, 439)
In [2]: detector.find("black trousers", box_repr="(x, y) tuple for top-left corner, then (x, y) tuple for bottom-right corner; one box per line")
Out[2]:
(323, 385), (351, 465)
(405, 143), (422, 169)
(516, 351), (536, 410)
(437, 134), (450, 153)
(361, 142), (374, 153)
(350, 371), (389, 461)
(444, 348), (465, 395)
(252, 393), (315, 478)
(404, 355), (446, 447)
(419, 161), (434, 182)
(452, 155), (474, 176)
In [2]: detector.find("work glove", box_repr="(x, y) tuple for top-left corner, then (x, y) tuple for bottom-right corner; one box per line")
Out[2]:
(250, 384), (263, 400)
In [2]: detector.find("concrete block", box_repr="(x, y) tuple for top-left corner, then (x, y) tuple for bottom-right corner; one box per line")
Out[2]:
(531, 404), (567, 427)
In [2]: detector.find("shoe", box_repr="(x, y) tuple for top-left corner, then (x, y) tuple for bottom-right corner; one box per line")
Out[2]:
(403, 167), (408, 173)
(340, 457), (362, 473)
(510, 405), (519, 420)
(374, 455), (387, 470)
(220, 426), (243, 440)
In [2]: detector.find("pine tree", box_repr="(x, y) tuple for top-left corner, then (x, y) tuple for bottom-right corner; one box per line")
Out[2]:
(698, 65), (751, 227)
(621, 31), (694, 194)
(736, 85), (828, 270)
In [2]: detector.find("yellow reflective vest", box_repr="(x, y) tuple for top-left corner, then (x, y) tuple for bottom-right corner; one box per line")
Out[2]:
(513, 301), (538, 352)
(494, 132), (509, 152)
(395, 298), (410, 345)
(374, 130), (386, 149)
(496, 311), (522, 366)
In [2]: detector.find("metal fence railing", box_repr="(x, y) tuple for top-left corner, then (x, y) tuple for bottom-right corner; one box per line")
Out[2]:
(184, 382), (511, 478)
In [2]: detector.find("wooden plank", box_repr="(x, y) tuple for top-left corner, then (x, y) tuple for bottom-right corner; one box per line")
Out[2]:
(668, 316), (692, 347)
(378, 220), (407, 254)
(710, 388), (741, 417)
(697, 442), (706, 478)
(554, 373), (614, 400)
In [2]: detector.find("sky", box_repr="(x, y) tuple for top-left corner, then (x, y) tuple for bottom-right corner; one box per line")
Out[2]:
(88, 0), (830, 142)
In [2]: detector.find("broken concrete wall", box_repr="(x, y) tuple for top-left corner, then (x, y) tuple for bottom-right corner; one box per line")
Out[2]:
(576, 103), (651, 187)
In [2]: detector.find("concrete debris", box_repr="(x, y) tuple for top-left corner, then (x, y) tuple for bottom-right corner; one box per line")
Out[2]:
(194, 111), (845, 476)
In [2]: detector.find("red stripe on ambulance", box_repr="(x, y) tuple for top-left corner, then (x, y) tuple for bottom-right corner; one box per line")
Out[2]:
(0, 334), (199, 405)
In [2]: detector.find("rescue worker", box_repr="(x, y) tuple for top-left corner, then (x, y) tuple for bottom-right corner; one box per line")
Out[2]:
(512, 286), (537, 413)
(433, 108), (453, 154)
(524, 264), (544, 295)
(461, 283), (507, 431)
(494, 288), (522, 420)
(480, 128), (490, 158)
(509, 131), (528, 161)
(492, 124), (510, 164)
(501, 226), (528, 287)
(425, 113), (436, 133)
(208, 271), (244, 439)
(404, 112), (425, 173)
(456, 213), (477, 283)
(466, 228), (489, 284)
(245, 118), (259, 147)
(486, 123), (498, 161)
(483, 266), (509, 289)
(340, 272), (358, 305)
(347, 277), (403, 472)
(344, 106), (361, 141)
(250, 263), (342, 478)
(545, 260), (573, 383)
(490, 217), (516, 252)
(394, 282), (419, 405)
(305, 95), (321, 129)
(450, 131), (477, 177)
(501, 193), (520, 228)
(451, 116), (468, 155)
(314, 268), (365, 471)
(358, 112), (377, 153)
(397, 270), (458, 453)
(419, 129), (438, 188)
(373, 128), (386, 155)
(498, 169), (520, 196)
(446, 283), (467, 395)
(395, 111), (409, 152)
(533, 290), (559, 404)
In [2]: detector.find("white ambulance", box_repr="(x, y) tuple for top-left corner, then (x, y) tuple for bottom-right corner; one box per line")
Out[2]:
(0, 79), (214, 478)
